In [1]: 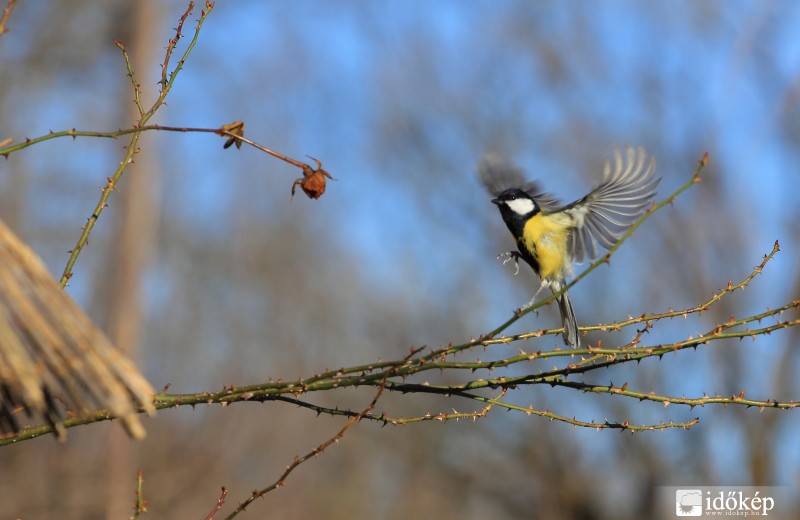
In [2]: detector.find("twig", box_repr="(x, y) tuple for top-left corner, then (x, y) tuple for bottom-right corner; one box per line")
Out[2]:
(466, 393), (699, 432)
(58, 1), (215, 286)
(115, 40), (145, 117)
(203, 487), (228, 520)
(0, 124), (332, 199)
(132, 469), (147, 518)
(224, 347), (420, 518)
(266, 394), (495, 425)
(544, 380), (800, 411)
(0, 0), (15, 35)
(224, 379), (388, 519)
(570, 239), (781, 350)
(160, 2), (196, 94)
(475, 239), (782, 358)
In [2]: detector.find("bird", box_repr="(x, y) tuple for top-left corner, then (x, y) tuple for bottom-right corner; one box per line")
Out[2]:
(479, 146), (659, 347)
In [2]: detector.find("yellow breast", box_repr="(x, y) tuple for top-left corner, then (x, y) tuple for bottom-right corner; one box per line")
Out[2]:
(521, 213), (571, 280)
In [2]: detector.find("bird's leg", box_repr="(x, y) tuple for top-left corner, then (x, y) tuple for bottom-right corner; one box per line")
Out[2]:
(517, 281), (547, 313)
(497, 251), (522, 276)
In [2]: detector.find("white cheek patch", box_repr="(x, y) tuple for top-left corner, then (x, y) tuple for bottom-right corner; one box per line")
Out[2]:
(505, 197), (535, 215)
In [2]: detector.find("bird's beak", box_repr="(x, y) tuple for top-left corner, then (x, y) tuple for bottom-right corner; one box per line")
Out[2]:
(491, 198), (501, 205)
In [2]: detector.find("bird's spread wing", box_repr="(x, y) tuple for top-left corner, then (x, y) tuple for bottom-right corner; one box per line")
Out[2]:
(560, 146), (659, 263)
(478, 152), (561, 212)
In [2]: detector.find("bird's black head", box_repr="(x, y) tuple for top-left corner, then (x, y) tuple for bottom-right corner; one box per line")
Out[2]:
(491, 188), (540, 237)
(491, 188), (540, 217)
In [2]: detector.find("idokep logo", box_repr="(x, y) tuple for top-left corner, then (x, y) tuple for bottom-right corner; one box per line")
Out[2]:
(668, 487), (781, 518)
(705, 490), (776, 516)
(675, 489), (703, 516)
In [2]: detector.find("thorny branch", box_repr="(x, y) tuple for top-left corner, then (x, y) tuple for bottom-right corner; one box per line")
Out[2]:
(0, 123), (333, 199)
(2, 159), (798, 448)
(0, 2), (331, 290)
(55, 1), (215, 287)
(0, 0), (335, 288)
(132, 469), (147, 518)
(223, 351), (415, 520)
(226, 388), (381, 518)
(203, 487), (228, 520)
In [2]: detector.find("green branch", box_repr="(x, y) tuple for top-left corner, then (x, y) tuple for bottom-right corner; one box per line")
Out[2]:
(546, 381), (800, 410)
(1, 290), (794, 446)
(57, 1), (214, 286)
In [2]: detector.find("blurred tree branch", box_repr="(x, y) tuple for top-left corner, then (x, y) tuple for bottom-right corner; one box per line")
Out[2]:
(0, 0), (14, 36)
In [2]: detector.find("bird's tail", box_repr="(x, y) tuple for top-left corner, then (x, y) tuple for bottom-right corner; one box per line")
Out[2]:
(556, 291), (580, 347)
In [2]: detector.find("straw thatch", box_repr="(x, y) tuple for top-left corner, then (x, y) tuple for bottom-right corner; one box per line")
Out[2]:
(0, 220), (154, 440)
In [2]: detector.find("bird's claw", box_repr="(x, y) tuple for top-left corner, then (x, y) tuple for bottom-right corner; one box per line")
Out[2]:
(497, 251), (521, 275)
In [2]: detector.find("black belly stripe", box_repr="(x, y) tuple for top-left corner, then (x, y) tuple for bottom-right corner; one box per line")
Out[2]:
(516, 237), (541, 275)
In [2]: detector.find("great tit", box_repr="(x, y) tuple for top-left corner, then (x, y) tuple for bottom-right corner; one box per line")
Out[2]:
(479, 146), (659, 347)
